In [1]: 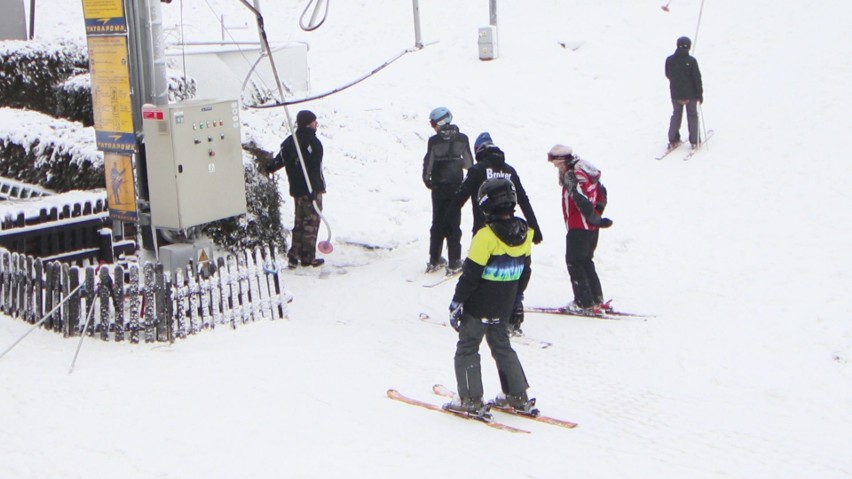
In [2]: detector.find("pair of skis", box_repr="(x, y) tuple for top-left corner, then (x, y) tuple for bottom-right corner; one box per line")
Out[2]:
(524, 305), (653, 321)
(655, 129), (715, 161)
(387, 384), (578, 434)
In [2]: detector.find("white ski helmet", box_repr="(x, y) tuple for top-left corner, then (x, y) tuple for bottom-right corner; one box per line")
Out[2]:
(429, 107), (453, 127)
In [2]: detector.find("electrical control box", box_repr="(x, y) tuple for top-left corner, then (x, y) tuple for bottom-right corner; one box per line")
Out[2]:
(478, 26), (498, 60)
(142, 100), (247, 230)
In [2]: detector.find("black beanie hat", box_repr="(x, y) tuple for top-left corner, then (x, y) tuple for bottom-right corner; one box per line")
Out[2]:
(296, 110), (317, 128)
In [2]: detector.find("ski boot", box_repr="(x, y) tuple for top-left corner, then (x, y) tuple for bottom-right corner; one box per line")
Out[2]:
(445, 259), (463, 276)
(492, 391), (540, 417)
(425, 256), (447, 273)
(596, 299), (614, 314)
(443, 396), (492, 421)
(566, 301), (604, 316)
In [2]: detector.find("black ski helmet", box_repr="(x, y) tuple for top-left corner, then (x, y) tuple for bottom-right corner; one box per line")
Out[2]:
(677, 36), (692, 49)
(477, 177), (517, 217)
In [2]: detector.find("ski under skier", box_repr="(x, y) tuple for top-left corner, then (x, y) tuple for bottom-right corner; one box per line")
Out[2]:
(445, 177), (535, 417)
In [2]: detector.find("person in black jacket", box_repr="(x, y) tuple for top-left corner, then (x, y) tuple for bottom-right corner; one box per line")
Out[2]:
(280, 110), (326, 268)
(422, 107), (473, 274)
(444, 178), (535, 417)
(451, 132), (542, 243)
(665, 36), (704, 149)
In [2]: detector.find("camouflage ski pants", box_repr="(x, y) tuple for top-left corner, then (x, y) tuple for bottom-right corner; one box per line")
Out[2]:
(288, 194), (322, 264)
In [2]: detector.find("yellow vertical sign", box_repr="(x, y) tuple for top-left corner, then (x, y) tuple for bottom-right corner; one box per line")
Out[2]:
(104, 153), (138, 222)
(88, 35), (136, 152)
(82, 0), (127, 35)
(82, 0), (138, 222)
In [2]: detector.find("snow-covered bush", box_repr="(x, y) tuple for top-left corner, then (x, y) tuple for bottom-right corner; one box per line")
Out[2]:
(0, 108), (103, 192)
(54, 73), (93, 126)
(167, 70), (197, 103)
(202, 142), (286, 252)
(0, 39), (88, 115)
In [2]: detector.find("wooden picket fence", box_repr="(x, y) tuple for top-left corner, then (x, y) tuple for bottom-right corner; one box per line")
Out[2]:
(0, 246), (291, 343)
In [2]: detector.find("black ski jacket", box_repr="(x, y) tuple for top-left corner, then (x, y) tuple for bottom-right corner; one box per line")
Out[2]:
(281, 127), (325, 198)
(452, 217), (533, 321)
(452, 146), (542, 242)
(422, 124), (473, 188)
(665, 47), (703, 101)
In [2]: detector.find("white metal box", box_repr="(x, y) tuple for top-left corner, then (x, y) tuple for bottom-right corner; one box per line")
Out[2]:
(478, 26), (498, 60)
(142, 100), (247, 230)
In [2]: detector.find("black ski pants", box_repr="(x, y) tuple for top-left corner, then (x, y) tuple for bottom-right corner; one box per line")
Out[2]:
(454, 312), (529, 400)
(668, 98), (699, 145)
(565, 229), (603, 308)
(429, 184), (462, 263)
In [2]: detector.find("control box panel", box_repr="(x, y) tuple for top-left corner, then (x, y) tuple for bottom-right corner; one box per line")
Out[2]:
(142, 100), (247, 230)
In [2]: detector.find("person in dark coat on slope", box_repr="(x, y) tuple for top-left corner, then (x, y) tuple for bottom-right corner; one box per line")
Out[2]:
(449, 132), (542, 335)
(451, 132), (542, 243)
(665, 36), (704, 149)
(422, 107), (473, 274)
(280, 110), (326, 268)
(444, 177), (535, 417)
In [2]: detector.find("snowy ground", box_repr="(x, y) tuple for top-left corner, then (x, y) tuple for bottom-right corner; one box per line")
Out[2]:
(2, 1), (851, 478)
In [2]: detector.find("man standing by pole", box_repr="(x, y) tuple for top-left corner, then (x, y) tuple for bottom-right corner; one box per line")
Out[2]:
(282, 110), (326, 269)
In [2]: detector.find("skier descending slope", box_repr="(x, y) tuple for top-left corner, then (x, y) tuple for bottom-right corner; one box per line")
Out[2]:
(444, 178), (537, 417)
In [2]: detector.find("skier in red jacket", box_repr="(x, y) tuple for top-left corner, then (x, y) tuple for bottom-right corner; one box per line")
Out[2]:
(547, 144), (612, 314)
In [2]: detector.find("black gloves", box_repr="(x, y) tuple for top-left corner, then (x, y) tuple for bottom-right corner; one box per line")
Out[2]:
(532, 228), (543, 245)
(598, 218), (613, 228)
(509, 295), (524, 333)
(449, 301), (463, 331)
(424, 179), (433, 189)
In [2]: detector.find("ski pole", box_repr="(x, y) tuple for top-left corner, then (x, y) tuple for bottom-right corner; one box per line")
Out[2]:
(239, 0), (334, 254)
(68, 291), (99, 374)
(698, 103), (709, 150)
(0, 282), (84, 361)
(692, 0), (706, 53)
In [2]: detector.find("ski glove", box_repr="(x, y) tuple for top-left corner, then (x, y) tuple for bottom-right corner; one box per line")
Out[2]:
(598, 218), (613, 228)
(532, 228), (543, 245)
(449, 301), (464, 332)
(509, 295), (524, 329)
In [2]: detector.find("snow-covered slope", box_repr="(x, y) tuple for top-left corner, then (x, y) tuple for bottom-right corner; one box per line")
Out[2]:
(1, 1), (850, 478)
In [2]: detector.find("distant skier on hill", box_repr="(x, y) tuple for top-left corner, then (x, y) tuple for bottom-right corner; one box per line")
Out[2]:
(421, 107), (473, 275)
(665, 36), (704, 149)
(547, 144), (612, 315)
(444, 177), (536, 417)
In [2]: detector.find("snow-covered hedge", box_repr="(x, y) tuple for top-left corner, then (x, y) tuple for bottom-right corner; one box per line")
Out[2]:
(0, 108), (103, 192)
(54, 73), (93, 125)
(1, 39), (197, 125)
(0, 39), (88, 116)
(203, 142), (286, 253)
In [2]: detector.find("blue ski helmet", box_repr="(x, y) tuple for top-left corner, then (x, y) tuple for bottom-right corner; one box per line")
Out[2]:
(474, 132), (494, 153)
(429, 107), (453, 127)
